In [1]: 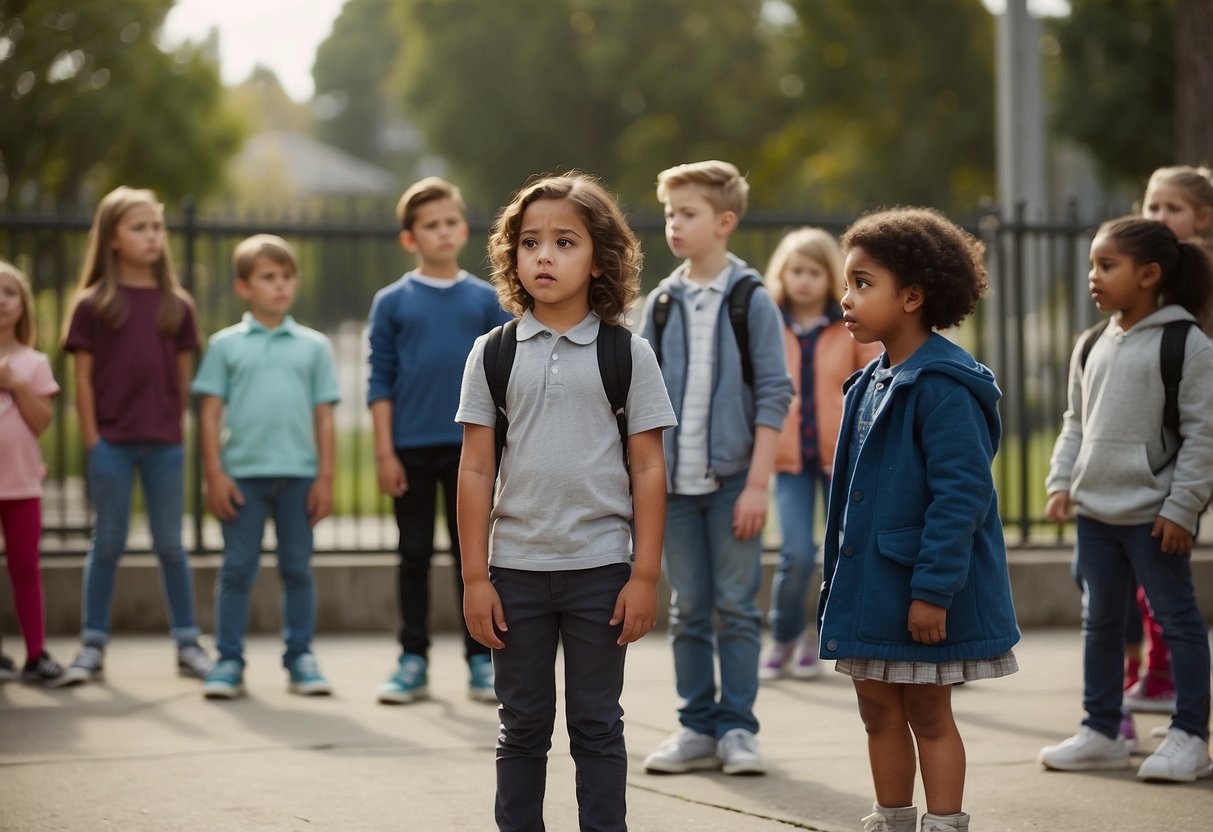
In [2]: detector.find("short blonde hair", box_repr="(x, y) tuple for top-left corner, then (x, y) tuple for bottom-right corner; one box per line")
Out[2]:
(763, 227), (843, 308)
(395, 176), (466, 231)
(0, 259), (36, 346)
(656, 160), (749, 217)
(233, 234), (297, 280)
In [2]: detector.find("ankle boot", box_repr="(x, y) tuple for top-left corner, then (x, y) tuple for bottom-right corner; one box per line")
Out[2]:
(921, 811), (970, 832)
(861, 802), (917, 832)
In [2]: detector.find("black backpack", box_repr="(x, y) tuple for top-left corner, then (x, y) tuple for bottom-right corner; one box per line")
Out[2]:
(650, 276), (761, 386)
(482, 318), (632, 475)
(1077, 318), (1194, 447)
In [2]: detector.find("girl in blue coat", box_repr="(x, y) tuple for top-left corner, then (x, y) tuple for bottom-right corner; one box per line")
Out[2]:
(818, 208), (1020, 832)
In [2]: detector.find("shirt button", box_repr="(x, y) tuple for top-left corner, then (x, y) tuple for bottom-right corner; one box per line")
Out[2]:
(542, 331), (552, 339)
(552, 367), (559, 374)
(826, 639), (838, 652)
(852, 490), (863, 502)
(552, 354), (559, 360)
(842, 545), (854, 557)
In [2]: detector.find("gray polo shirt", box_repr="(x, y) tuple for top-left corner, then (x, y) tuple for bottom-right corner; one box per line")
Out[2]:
(456, 310), (677, 571)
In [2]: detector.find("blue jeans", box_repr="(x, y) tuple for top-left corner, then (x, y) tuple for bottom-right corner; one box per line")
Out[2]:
(1076, 517), (1210, 740)
(215, 478), (315, 668)
(490, 564), (631, 832)
(770, 466), (828, 644)
(82, 439), (200, 647)
(664, 472), (763, 738)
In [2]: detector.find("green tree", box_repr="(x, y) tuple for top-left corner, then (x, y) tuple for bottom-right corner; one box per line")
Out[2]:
(391, 0), (775, 211)
(1048, 0), (1175, 186)
(0, 0), (243, 207)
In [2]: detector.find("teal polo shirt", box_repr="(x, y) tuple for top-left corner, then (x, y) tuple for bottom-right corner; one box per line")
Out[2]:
(192, 313), (340, 479)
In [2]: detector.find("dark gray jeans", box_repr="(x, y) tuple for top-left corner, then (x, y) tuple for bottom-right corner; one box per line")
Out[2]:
(490, 563), (631, 832)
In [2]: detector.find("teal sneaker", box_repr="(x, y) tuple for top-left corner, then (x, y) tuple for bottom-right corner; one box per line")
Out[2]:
(203, 659), (245, 700)
(467, 654), (497, 703)
(287, 653), (332, 696)
(377, 653), (428, 704)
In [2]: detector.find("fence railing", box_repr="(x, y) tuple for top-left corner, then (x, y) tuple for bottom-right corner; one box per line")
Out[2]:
(0, 200), (1113, 553)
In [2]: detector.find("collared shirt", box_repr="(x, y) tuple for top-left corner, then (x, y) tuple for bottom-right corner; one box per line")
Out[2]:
(673, 264), (731, 494)
(192, 313), (340, 479)
(456, 310), (676, 570)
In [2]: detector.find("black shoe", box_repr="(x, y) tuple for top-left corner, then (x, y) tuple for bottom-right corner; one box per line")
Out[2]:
(0, 654), (17, 681)
(22, 652), (67, 685)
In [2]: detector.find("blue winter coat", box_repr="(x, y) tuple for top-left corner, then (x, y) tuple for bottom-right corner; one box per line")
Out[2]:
(817, 334), (1020, 662)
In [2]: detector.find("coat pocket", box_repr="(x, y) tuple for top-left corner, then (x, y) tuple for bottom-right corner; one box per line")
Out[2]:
(857, 526), (923, 642)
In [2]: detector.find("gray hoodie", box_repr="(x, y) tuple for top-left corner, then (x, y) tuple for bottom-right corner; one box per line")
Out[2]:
(1046, 304), (1213, 532)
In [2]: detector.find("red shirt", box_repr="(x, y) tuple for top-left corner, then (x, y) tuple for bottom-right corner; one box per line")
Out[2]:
(65, 286), (199, 444)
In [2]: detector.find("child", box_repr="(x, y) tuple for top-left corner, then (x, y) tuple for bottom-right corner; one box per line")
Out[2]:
(640, 161), (793, 776)
(0, 260), (65, 685)
(457, 173), (675, 832)
(59, 187), (211, 685)
(818, 207), (1020, 832)
(192, 235), (340, 699)
(760, 228), (880, 682)
(1040, 217), (1213, 783)
(1120, 166), (1213, 719)
(366, 176), (510, 704)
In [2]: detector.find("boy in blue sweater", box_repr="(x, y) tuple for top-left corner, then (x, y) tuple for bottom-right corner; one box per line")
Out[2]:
(366, 177), (510, 704)
(640, 161), (793, 776)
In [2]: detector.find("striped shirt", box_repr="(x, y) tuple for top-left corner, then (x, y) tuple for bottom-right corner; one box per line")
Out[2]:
(674, 265), (731, 494)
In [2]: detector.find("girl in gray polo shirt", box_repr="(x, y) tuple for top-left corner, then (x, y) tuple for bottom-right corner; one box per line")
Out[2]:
(456, 174), (675, 832)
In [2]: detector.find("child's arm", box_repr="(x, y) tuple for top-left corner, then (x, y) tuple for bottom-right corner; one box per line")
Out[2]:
(1045, 339), (1086, 522)
(307, 403), (335, 527)
(371, 400), (407, 497)
(733, 424), (779, 540)
(72, 351), (99, 450)
(199, 395), (243, 520)
(177, 352), (193, 412)
(611, 427), (667, 645)
(458, 422), (505, 649)
(1155, 333), (1213, 554)
(0, 357), (53, 435)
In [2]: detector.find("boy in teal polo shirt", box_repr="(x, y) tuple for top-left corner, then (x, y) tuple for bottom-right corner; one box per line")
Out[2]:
(192, 235), (340, 699)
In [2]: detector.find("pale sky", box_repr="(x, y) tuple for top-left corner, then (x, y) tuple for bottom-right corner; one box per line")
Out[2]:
(163, 0), (350, 102)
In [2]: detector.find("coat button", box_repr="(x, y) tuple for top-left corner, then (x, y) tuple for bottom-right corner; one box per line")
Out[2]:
(852, 490), (864, 502)
(842, 545), (854, 557)
(826, 639), (838, 651)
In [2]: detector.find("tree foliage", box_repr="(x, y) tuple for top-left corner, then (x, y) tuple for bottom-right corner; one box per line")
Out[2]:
(0, 0), (243, 207)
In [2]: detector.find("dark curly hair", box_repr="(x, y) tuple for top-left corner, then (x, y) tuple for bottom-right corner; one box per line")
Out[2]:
(841, 207), (988, 331)
(488, 173), (642, 324)
(1097, 216), (1212, 327)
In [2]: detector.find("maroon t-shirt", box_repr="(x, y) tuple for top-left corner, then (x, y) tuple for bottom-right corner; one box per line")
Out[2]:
(65, 286), (199, 444)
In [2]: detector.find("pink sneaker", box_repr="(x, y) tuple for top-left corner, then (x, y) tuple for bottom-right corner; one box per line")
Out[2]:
(791, 640), (823, 680)
(1119, 710), (1138, 752)
(759, 642), (793, 681)
(1123, 674), (1177, 714)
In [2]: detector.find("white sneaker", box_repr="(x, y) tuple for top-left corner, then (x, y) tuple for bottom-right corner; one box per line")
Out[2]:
(758, 641), (793, 681)
(1136, 728), (1213, 782)
(1038, 727), (1130, 771)
(643, 728), (720, 774)
(861, 803), (917, 832)
(790, 637), (824, 680)
(717, 727), (765, 775)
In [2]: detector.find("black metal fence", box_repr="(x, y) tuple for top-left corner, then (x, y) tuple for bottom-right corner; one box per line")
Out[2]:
(0, 200), (1107, 554)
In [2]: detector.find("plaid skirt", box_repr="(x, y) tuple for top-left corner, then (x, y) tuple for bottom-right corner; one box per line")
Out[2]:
(835, 650), (1018, 685)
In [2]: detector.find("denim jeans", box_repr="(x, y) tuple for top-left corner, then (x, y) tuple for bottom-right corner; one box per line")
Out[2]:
(82, 439), (200, 647)
(215, 477), (315, 668)
(664, 472), (763, 738)
(770, 466), (829, 644)
(1076, 517), (1210, 740)
(490, 563), (631, 832)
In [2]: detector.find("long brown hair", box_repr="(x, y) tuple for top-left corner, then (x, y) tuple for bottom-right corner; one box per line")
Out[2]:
(0, 259), (36, 346)
(66, 186), (190, 338)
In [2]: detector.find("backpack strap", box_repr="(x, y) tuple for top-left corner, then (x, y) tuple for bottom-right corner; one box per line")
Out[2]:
(650, 291), (672, 367)
(1161, 319), (1194, 439)
(596, 320), (632, 476)
(482, 319), (518, 472)
(727, 276), (761, 387)
(1077, 318), (1110, 373)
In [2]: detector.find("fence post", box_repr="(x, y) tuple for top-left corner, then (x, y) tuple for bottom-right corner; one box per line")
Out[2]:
(181, 196), (205, 555)
(1012, 200), (1031, 543)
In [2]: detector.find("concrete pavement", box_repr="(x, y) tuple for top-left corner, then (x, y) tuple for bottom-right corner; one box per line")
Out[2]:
(1, 629), (1211, 831)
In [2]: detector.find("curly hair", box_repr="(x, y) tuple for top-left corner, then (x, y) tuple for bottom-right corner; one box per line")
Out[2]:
(488, 173), (641, 324)
(841, 207), (988, 331)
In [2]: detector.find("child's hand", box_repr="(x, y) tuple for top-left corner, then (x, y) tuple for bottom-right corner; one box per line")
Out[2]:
(610, 576), (658, 645)
(205, 473), (244, 521)
(1152, 516), (1194, 555)
(376, 453), (407, 497)
(464, 578), (506, 649)
(307, 477), (334, 527)
(733, 484), (768, 540)
(1044, 491), (1071, 523)
(907, 599), (947, 644)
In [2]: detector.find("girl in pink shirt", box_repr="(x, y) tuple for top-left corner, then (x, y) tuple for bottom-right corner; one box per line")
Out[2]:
(0, 260), (65, 684)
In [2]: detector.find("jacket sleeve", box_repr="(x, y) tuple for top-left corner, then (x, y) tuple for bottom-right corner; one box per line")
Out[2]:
(1160, 332), (1213, 532)
(1045, 340), (1084, 496)
(913, 383), (996, 609)
(747, 286), (793, 431)
(365, 289), (397, 406)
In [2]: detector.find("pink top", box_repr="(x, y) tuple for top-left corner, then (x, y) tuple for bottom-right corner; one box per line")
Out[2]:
(0, 346), (59, 499)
